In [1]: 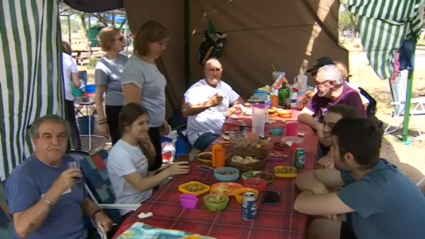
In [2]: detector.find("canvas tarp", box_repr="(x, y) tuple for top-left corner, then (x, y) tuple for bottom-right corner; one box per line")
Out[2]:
(124, 0), (348, 116)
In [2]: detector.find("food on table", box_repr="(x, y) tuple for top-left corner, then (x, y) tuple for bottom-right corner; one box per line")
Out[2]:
(184, 184), (207, 192)
(229, 132), (259, 147)
(206, 195), (226, 204)
(241, 171), (275, 184)
(268, 107), (277, 114)
(222, 131), (233, 141)
(275, 167), (297, 175)
(198, 153), (212, 160)
(259, 136), (270, 146)
(231, 155), (260, 164)
(269, 152), (288, 158)
(217, 171), (237, 175)
(273, 142), (291, 150)
(254, 172), (274, 181)
(258, 85), (271, 92)
(277, 109), (292, 118)
(179, 181), (210, 196)
(210, 183), (243, 196)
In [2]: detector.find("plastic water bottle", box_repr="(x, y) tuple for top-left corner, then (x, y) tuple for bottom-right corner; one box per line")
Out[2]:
(266, 94), (272, 108)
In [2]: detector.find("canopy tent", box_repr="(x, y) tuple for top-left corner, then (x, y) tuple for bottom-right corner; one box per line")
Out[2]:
(0, 0), (347, 179)
(342, 0), (424, 141)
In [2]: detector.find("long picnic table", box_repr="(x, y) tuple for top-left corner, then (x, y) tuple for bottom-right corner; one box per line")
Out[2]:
(113, 110), (318, 239)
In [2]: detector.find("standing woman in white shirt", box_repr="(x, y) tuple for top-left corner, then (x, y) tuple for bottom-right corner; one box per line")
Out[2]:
(121, 21), (171, 172)
(94, 27), (128, 145)
(107, 103), (190, 218)
(62, 41), (81, 150)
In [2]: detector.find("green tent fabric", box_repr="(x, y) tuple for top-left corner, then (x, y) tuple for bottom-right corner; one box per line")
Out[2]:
(342, 0), (423, 79)
(0, 0), (64, 179)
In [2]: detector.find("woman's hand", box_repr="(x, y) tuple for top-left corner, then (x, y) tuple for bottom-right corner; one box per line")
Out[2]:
(98, 123), (110, 139)
(166, 161), (190, 176)
(160, 120), (170, 136)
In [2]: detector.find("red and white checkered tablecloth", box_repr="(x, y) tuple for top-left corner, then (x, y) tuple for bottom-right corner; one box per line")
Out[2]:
(113, 117), (318, 239)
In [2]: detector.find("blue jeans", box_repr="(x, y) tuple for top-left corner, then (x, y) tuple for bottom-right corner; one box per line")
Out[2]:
(193, 132), (220, 151)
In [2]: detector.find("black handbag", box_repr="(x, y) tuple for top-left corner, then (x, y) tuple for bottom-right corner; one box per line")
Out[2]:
(197, 20), (227, 65)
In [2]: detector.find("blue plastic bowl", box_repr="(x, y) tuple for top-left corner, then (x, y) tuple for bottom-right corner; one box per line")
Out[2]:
(85, 84), (97, 94)
(270, 127), (284, 136)
(214, 167), (240, 182)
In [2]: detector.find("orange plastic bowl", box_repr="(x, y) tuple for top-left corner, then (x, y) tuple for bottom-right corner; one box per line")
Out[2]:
(234, 187), (260, 204)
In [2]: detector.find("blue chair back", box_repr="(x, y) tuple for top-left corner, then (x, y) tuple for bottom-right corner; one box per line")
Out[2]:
(80, 149), (122, 222)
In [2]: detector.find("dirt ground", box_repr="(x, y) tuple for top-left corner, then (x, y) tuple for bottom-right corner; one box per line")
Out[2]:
(78, 43), (425, 190)
(346, 43), (425, 187)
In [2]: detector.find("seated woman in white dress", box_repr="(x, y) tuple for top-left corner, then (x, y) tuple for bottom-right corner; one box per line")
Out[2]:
(107, 103), (190, 218)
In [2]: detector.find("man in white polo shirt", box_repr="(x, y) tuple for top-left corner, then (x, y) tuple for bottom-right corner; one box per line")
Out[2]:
(183, 58), (244, 151)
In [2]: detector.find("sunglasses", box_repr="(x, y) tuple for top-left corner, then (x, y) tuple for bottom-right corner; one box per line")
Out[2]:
(113, 36), (125, 42)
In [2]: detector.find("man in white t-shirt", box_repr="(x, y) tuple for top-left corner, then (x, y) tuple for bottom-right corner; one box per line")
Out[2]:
(183, 59), (244, 151)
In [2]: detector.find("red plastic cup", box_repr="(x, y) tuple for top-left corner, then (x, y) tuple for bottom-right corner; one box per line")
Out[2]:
(180, 194), (198, 209)
(286, 122), (298, 136)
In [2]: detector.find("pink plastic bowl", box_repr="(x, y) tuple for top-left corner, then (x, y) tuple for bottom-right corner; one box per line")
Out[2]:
(180, 194), (198, 209)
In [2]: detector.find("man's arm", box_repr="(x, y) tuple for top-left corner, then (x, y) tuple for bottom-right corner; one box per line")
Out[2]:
(295, 168), (346, 192)
(8, 169), (80, 238)
(298, 95), (323, 133)
(81, 197), (101, 219)
(12, 186), (64, 238)
(183, 102), (212, 117)
(294, 191), (355, 215)
(295, 179), (385, 217)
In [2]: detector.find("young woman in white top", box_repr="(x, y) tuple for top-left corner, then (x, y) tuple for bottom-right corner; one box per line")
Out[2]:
(107, 103), (190, 218)
(61, 41), (81, 150)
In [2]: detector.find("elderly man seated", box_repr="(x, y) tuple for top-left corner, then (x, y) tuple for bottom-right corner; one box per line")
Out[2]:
(316, 104), (358, 168)
(6, 115), (112, 239)
(294, 117), (425, 239)
(298, 64), (366, 149)
(183, 58), (244, 151)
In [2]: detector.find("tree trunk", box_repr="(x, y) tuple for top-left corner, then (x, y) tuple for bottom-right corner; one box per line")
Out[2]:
(78, 13), (89, 51)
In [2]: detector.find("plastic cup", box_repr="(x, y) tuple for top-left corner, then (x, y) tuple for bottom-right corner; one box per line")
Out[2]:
(286, 122), (298, 136)
(180, 194), (198, 209)
(271, 94), (278, 107)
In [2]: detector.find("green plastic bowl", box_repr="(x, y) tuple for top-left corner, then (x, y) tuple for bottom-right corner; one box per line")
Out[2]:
(203, 194), (230, 212)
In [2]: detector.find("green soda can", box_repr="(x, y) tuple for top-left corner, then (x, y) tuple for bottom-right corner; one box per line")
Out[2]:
(294, 148), (306, 169)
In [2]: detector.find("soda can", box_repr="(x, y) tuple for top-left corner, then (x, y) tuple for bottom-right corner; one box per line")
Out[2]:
(242, 192), (257, 221)
(294, 148), (306, 169)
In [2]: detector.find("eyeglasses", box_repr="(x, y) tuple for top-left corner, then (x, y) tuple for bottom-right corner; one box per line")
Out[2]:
(315, 80), (330, 86)
(113, 36), (125, 42)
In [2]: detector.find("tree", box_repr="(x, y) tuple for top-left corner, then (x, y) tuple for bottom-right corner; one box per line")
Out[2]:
(339, 10), (358, 32)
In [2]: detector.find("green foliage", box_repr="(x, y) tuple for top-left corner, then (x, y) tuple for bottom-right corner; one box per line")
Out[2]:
(339, 10), (358, 31)
(87, 57), (99, 69)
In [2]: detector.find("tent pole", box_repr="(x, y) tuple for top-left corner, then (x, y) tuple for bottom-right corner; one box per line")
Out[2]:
(184, 0), (190, 89)
(402, 50), (415, 142)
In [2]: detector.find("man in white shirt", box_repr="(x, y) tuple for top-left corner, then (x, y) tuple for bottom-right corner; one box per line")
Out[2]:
(183, 59), (244, 151)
